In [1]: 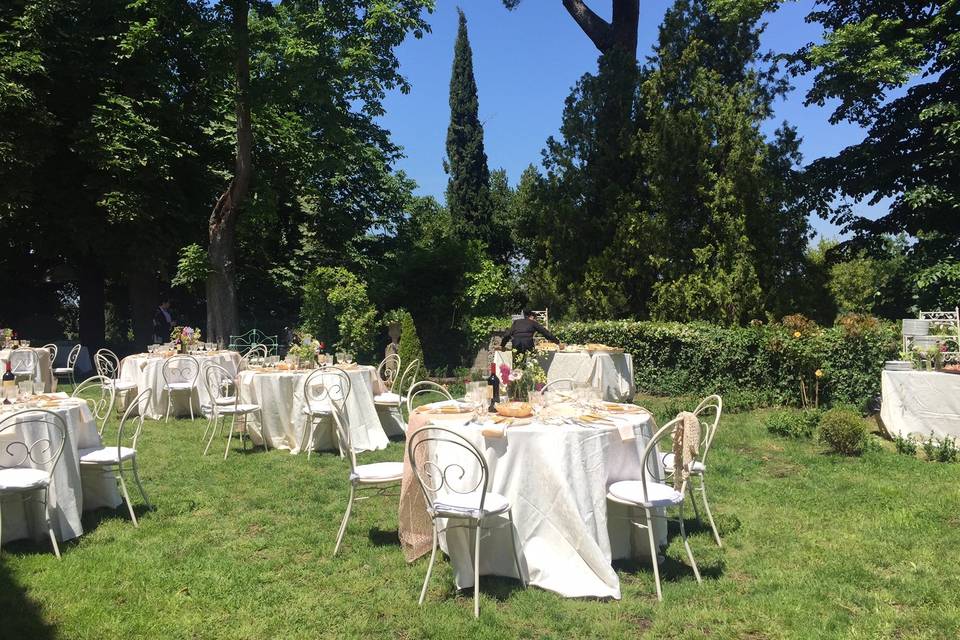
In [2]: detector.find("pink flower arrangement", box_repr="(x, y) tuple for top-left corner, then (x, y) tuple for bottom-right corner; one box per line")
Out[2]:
(499, 363), (511, 385)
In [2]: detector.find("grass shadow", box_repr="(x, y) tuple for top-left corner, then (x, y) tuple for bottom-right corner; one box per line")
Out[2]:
(0, 560), (57, 639)
(368, 527), (400, 547)
(80, 502), (153, 533)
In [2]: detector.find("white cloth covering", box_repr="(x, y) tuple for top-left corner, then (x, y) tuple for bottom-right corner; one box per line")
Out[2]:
(494, 351), (635, 402)
(881, 370), (960, 439)
(430, 411), (665, 599)
(119, 351), (240, 419)
(0, 348), (53, 393)
(238, 366), (388, 454)
(0, 400), (121, 543)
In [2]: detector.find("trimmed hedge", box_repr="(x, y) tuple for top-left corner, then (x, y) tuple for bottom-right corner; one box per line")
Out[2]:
(552, 319), (899, 409)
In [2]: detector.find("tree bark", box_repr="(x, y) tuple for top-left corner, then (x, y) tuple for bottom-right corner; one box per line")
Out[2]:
(78, 256), (105, 353)
(206, 0), (251, 343)
(128, 266), (157, 352)
(561, 0), (639, 59)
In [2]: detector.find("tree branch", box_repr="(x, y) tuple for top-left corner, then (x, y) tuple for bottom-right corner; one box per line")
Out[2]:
(562, 0), (613, 53)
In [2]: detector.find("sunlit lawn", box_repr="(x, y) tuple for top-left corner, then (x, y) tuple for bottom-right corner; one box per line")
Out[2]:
(2, 397), (960, 639)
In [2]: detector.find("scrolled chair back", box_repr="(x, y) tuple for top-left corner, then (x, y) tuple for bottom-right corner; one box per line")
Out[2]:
(693, 394), (722, 463)
(65, 344), (82, 369)
(377, 353), (401, 392)
(9, 348), (37, 376)
(41, 343), (58, 366)
(203, 364), (237, 408)
(239, 344), (268, 371)
(0, 409), (67, 473)
(118, 389), (152, 453)
(394, 359), (421, 398)
(405, 381), (454, 417)
(94, 348), (122, 380)
(642, 415), (691, 495)
(72, 375), (117, 434)
(541, 377), (576, 393)
(303, 366), (352, 415)
(161, 355), (200, 387)
(407, 425), (489, 516)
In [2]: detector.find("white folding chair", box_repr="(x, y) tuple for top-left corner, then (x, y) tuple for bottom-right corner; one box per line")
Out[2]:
(239, 344), (268, 372)
(331, 397), (403, 556)
(202, 364), (264, 459)
(0, 409), (67, 558)
(405, 381), (455, 419)
(72, 375), (117, 435)
(373, 359), (420, 434)
(408, 425), (526, 618)
(661, 394), (723, 546)
(161, 355), (199, 421)
(53, 344), (81, 389)
(607, 415), (702, 601)
(78, 389), (153, 527)
(302, 366), (351, 459)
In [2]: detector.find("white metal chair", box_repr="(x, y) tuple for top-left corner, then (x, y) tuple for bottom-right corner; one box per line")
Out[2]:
(607, 415), (702, 601)
(660, 394), (723, 546)
(239, 344), (268, 371)
(9, 348), (37, 382)
(373, 359), (420, 434)
(78, 389), (153, 527)
(41, 343), (57, 385)
(161, 355), (200, 422)
(376, 353), (401, 393)
(405, 381), (455, 419)
(53, 344), (81, 389)
(94, 349), (138, 402)
(541, 378), (576, 393)
(0, 409), (67, 558)
(408, 425), (525, 618)
(302, 366), (351, 459)
(72, 375), (117, 435)
(331, 396), (403, 556)
(202, 364), (264, 459)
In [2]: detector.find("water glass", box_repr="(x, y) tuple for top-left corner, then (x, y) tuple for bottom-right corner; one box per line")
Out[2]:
(17, 380), (34, 397)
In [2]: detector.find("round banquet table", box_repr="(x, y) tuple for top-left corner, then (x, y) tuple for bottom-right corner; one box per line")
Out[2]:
(119, 351), (240, 420)
(398, 402), (666, 600)
(238, 365), (388, 454)
(0, 347), (53, 393)
(494, 350), (635, 402)
(0, 397), (121, 543)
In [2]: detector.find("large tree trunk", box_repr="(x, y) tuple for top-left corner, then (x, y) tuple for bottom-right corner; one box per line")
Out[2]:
(78, 256), (105, 353)
(206, 0), (252, 343)
(128, 266), (157, 352)
(562, 0), (639, 58)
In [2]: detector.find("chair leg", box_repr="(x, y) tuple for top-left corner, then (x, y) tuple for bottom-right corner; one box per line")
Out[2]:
(678, 502), (701, 583)
(165, 391), (172, 423)
(688, 483), (703, 525)
(202, 412), (214, 442)
(333, 484), (355, 556)
(224, 414), (237, 460)
(117, 471), (139, 527)
(131, 459), (151, 510)
(643, 507), (662, 601)
(188, 392), (195, 421)
(419, 524), (439, 605)
(44, 494), (61, 559)
(506, 509), (526, 587)
(203, 415), (218, 456)
(698, 477), (722, 547)
(306, 415), (314, 460)
(473, 521), (482, 619)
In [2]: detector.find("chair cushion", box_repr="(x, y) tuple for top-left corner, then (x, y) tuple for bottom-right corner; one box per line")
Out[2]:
(53, 367), (73, 375)
(660, 452), (705, 474)
(608, 480), (683, 507)
(218, 403), (260, 415)
(164, 381), (194, 390)
(302, 400), (332, 414)
(351, 461), (404, 484)
(431, 491), (511, 519)
(79, 446), (137, 464)
(107, 379), (138, 391)
(0, 467), (51, 491)
(215, 396), (236, 405)
(373, 392), (402, 405)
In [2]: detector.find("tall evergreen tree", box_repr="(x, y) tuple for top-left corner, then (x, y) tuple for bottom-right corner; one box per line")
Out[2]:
(444, 8), (492, 244)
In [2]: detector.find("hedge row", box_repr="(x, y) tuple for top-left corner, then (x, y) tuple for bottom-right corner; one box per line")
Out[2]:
(552, 319), (900, 409)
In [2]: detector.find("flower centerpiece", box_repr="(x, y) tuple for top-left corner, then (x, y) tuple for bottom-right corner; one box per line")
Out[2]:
(0, 328), (12, 348)
(500, 352), (547, 402)
(171, 326), (201, 353)
(290, 332), (324, 369)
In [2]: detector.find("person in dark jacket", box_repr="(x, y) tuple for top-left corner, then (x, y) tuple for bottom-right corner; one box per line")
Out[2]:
(153, 299), (174, 343)
(500, 310), (562, 354)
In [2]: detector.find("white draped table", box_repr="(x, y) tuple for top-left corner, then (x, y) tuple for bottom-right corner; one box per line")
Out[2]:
(0, 399), (121, 543)
(881, 370), (960, 439)
(494, 350), (635, 402)
(0, 347), (53, 393)
(238, 366), (388, 454)
(402, 403), (665, 599)
(119, 351), (240, 419)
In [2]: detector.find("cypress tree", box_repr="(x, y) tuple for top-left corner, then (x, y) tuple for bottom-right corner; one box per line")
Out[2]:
(444, 8), (492, 243)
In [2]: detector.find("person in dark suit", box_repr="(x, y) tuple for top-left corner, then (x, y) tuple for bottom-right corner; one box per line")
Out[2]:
(500, 309), (562, 355)
(153, 299), (174, 343)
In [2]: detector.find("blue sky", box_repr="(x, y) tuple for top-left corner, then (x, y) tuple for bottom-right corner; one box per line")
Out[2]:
(379, 0), (872, 240)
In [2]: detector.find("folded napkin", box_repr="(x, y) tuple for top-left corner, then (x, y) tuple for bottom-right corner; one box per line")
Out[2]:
(480, 416), (531, 438)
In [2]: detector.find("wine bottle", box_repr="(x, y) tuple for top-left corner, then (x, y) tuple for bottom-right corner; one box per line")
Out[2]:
(487, 362), (500, 412)
(2, 361), (14, 404)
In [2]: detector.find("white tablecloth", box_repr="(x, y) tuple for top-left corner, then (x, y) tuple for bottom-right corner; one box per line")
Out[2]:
(494, 351), (635, 402)
(238, 366), (388, 454)
(120, 351), (240, 420)
(0, 348), (53, 393)
(0, 400), (121, 543)
(881, 370), (960, 439)
(430, 410), (665, 599)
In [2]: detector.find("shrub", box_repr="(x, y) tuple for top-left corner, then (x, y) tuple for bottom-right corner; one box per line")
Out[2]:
(937, 436), (959, 463)
(818, 408), (869, 455)
(301, 267), (377, 360)
(766, 410), (821, 439)
(397, 310), (424, 378)
(894, 434), (918, 456)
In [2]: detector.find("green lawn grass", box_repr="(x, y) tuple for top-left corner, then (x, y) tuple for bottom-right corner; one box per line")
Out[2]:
(2, 399), (960, 639)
